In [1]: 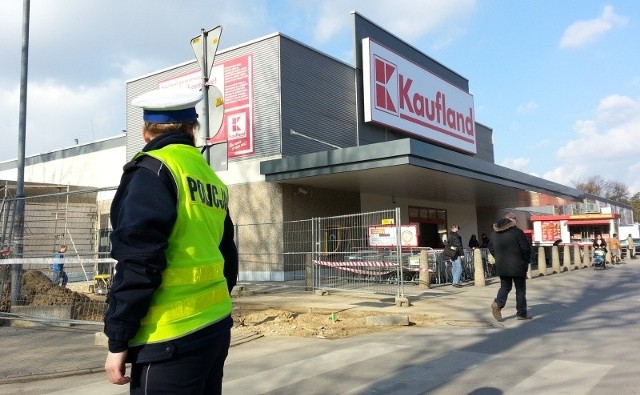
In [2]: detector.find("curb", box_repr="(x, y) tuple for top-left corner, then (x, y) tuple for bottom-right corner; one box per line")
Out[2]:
(0, 331), (265, 384)
(0, 366), (104, 385)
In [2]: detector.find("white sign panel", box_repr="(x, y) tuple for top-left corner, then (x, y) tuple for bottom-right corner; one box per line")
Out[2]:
(190, 26), (222, 76)
(369, 225), (418, 247)
(362, 38), (476, 154)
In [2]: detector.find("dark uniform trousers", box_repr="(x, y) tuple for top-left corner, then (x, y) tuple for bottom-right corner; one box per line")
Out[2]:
(130, 329), (231, 395)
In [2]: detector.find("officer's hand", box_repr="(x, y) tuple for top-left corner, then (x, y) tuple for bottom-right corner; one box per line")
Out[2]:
(105, 351), (131, 385)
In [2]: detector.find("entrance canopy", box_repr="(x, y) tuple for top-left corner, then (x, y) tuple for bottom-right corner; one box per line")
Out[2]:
(566, 219), (611, 226)
(260, 138), (583, 209)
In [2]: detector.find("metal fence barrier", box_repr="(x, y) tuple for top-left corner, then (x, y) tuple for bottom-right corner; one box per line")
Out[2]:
(1, 184), (601, 326)
(1, 186), (115, 326)
(311, 209), (403, 296)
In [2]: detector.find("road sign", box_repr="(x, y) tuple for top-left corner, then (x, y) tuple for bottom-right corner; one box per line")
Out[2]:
(208, 85), (224, 138)
(190, 26), (223, 77)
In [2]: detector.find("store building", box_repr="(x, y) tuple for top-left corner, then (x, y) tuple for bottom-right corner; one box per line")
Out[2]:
(125, 13), (594, 254)
(2, 13), (631, 279)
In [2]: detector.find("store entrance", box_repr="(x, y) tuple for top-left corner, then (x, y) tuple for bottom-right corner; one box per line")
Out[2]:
(409, 206), (447, 248)
(569, 225), (611, 243)
(419, 223), (445, 248)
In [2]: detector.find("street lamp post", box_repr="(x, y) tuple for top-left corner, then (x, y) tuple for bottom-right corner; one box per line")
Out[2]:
(11, 0), (30, 305)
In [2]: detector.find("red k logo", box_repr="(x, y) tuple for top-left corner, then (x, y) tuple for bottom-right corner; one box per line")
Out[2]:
(374, 56), (398, 115)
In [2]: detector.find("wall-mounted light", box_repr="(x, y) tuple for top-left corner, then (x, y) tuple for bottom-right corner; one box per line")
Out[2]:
(297, 187), (309, 195)
(290, 129), (342, 149)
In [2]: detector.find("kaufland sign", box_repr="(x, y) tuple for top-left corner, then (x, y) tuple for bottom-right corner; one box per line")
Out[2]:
(362, 38), (477, 154)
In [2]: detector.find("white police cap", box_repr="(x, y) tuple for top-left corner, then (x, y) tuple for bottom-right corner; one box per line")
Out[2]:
(131, 88), (203, 123)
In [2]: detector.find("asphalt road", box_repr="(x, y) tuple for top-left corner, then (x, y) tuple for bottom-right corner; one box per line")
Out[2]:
(1, 261), (639, 394)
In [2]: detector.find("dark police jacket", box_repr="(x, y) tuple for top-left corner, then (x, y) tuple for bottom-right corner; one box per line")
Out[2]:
(104, 131), (238, 363)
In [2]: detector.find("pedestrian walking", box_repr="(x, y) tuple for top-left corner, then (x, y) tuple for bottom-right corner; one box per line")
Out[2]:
(626, 234), (635, 259)
(489, 212), (532, 321)
(608, 233), (621, 264)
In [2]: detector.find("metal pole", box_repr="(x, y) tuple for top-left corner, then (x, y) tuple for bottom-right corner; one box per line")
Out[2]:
(200, 29), (211, 165)
(11, 0), (30, 306)
(395, 207), (404, 299)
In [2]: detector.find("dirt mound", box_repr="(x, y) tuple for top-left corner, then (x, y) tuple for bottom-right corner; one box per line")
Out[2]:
(16, 270), (106, 321)
(231, 303), (437, 339)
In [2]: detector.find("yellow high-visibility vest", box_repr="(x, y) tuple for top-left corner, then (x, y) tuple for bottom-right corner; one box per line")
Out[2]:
(129, 144), (231, 346)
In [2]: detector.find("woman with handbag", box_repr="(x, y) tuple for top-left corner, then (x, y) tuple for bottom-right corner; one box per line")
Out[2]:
(446, 225), (464, 287)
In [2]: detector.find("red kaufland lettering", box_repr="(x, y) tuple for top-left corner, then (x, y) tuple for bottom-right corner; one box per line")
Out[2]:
(399, 75), (474, 136)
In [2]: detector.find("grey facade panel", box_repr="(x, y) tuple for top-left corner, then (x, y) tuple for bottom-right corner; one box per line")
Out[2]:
(280, 37), (358, 156)
(473, 123), (494, 163)
(248, 36), (282, 160)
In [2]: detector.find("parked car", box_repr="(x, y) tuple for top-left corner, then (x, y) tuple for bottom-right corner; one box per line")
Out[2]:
(619, 238), (640, 259)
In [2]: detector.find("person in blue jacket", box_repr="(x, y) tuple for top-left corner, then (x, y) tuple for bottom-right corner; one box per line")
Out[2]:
(51, 244), (68, 287)
(103, 88), (238, 395)
(447, 225), (464, 287)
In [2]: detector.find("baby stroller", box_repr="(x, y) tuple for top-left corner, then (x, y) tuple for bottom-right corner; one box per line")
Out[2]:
(593, 247), (607, 270)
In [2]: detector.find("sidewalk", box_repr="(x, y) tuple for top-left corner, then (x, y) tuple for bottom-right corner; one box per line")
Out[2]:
(0, 266), (601, 384)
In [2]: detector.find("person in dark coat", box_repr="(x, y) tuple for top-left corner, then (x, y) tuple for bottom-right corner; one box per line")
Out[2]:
(488, 212), (532, 321)
(447, 224), (464, 287)
(593, 233), (608, 267)
(593, 234), (607, 252)
(480, 233), (490, 248)
(468, 234), (480, 249)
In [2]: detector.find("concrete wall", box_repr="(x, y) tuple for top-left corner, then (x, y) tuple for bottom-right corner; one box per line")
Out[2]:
(10, 305), (72, 328)
(230, 181), (361, 281)
(281, 184), (361, 222)
(230, 181), (284, 280)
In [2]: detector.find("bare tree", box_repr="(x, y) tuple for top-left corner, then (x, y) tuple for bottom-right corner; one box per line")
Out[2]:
(629, 193), (640, 223)
(572, 176), (630, 203)
(572, 176), (605, 196)
(607, 180), (630, 203)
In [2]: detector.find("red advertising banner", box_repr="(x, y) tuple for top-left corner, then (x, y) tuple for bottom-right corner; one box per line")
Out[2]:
(541, 221), (561, 242)
(159, 54), (254, 158)
(208, 55), (254, 158)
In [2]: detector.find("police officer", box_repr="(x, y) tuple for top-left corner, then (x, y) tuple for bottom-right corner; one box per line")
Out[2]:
(104, 88), (238, 394)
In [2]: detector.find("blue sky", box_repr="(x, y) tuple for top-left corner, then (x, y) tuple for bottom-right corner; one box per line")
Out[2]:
(1, 1), (639, 193)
